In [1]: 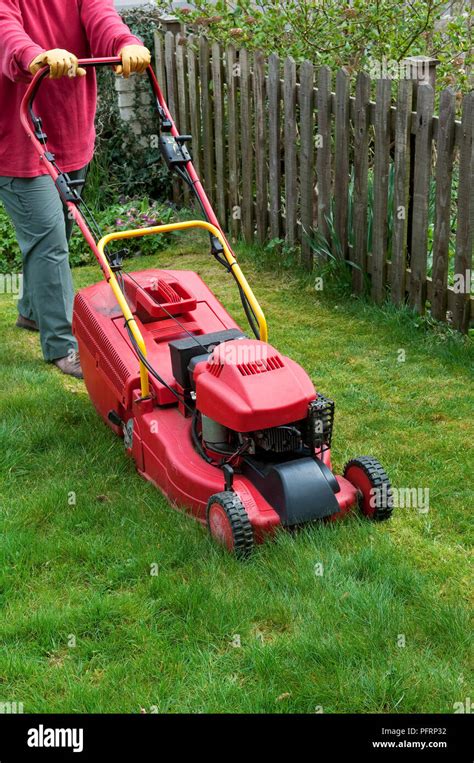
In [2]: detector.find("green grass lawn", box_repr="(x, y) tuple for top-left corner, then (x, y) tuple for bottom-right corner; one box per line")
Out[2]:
(0, 231), (472, 713)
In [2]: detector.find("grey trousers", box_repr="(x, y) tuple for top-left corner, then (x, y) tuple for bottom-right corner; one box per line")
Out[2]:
(0, 167), (87, 361)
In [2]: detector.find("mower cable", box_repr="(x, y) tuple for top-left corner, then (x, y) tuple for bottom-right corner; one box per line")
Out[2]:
(79, 200), (104, 241)
(191, 411), (216, 465)
(124, 323), (194, 414)
(238, 284), (260, 338)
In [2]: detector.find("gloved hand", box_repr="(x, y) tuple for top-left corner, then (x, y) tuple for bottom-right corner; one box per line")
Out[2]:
(29, 49), (86, 79)
(115, 44), (151, 78)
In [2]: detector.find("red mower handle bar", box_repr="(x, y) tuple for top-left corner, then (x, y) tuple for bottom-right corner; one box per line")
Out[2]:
(21, 57), (222, 233)
(20, 57), (261, 338)
(24, 57), (129, 123)
(21, 57), (227, 250)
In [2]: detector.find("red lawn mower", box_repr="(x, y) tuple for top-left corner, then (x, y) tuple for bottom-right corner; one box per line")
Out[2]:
(21, 59), (393, 557)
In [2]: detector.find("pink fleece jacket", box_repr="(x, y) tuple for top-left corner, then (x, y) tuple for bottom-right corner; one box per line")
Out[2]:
(0, 0), (141, 176)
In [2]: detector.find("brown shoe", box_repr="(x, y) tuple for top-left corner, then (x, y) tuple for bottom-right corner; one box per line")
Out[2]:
(16, 315), (39, 331)
(53, 351), (83, 379)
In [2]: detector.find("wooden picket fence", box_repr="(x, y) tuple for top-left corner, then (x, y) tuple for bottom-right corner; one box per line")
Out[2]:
(154, 30), (474, 332)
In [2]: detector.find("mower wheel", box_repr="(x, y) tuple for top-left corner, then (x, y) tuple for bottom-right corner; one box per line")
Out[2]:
(344, 456), (393, 521)
(206, 491), (254, 558)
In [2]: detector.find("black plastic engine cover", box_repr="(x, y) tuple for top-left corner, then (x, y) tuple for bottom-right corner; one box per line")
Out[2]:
(242, 456), (340, 525)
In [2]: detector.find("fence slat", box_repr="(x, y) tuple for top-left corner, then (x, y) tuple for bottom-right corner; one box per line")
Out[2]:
(353, 71), (371, 293)
(431, 88), (456, 321)
(240, 48), (253, 243)
(164, 32), (178, 126)
(199, 36), (214, 207)
(316, 66), (332, 258)
(453, 91), (474, 333)
(268, 53), (281, 241)
(334, 68), (350, 260)
(153, 31), (167, 99)
(409, 82), (435, 313)
(212, 42), (226, 225)
(391, 79), (413, 305)
(299, 61), (314, 269)
(187, 34), (201, 179)
(165, 31), (180, 203)
(176, 34), (190, 204)
(372, 78), (392, 304)
(226, 45), (239, 239)
(254, 51), (267, 245)
(284, 57), (297, 246)
(176, 34), (189, 136)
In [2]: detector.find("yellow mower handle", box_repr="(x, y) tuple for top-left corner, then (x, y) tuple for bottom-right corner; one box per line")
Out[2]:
(97, 220), (268, 399)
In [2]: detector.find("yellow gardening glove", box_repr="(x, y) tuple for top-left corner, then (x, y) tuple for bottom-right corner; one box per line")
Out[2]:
(116, 44), (151, 78)
(29, 49), (86, 79)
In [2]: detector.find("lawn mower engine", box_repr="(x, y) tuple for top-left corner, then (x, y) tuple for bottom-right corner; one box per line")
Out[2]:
(188, 337), (344, 526)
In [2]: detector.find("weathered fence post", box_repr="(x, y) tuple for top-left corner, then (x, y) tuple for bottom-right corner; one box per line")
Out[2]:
(268, 53), (282, 242)
(352, 71), (371, 293)
(187, 34), (201, 179)
(254, 51), (267, 245)
(240, 48), (254, 244)
(299, 60), (314, 269)
(372, 78), (392, 304)
(409, 82), (435, 313)
(316, 66), (332, 258)
(158, 14), (183, 36)
(164, 31), (180, 203)
(226, 45), (240, 239)
(334, 69), (350, 260)
(154, 30), (167, 99)
(199, 36), (214, 207)
(431, 88), (456, 321)
(212, 42), (226, 225)
(404, 56), (439, 264)
(403, 56), (440, 92)
(391, 79), (413, 306)
(284, 57), (298, 247)
(176, 33), (190, 204)
(453, 91), (474, 332)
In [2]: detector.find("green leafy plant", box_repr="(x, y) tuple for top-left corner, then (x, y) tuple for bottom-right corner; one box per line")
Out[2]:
(174, 0), (472, 100)
(308, 219), (358, 297)
(92, 3), (172, 205)
(69, 198), (179, 265)
(0, 198), (179, 273)
(0, 205), (22, 274)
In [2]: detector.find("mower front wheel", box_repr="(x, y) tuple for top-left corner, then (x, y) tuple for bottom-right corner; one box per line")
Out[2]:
(344, 456), (393, 521)
(206, 491), (254, 558)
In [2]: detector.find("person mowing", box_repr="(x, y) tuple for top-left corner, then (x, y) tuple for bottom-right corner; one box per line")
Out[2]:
(0, 0), (151, 378)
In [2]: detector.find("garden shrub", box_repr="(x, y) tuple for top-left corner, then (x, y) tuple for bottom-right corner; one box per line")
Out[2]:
(0, 198), (178, 273)
(176, 0), (472, 100)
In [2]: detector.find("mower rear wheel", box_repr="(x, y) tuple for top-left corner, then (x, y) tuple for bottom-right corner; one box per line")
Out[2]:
(344, 456), (393, 521)
(206, 491), (254, 558)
